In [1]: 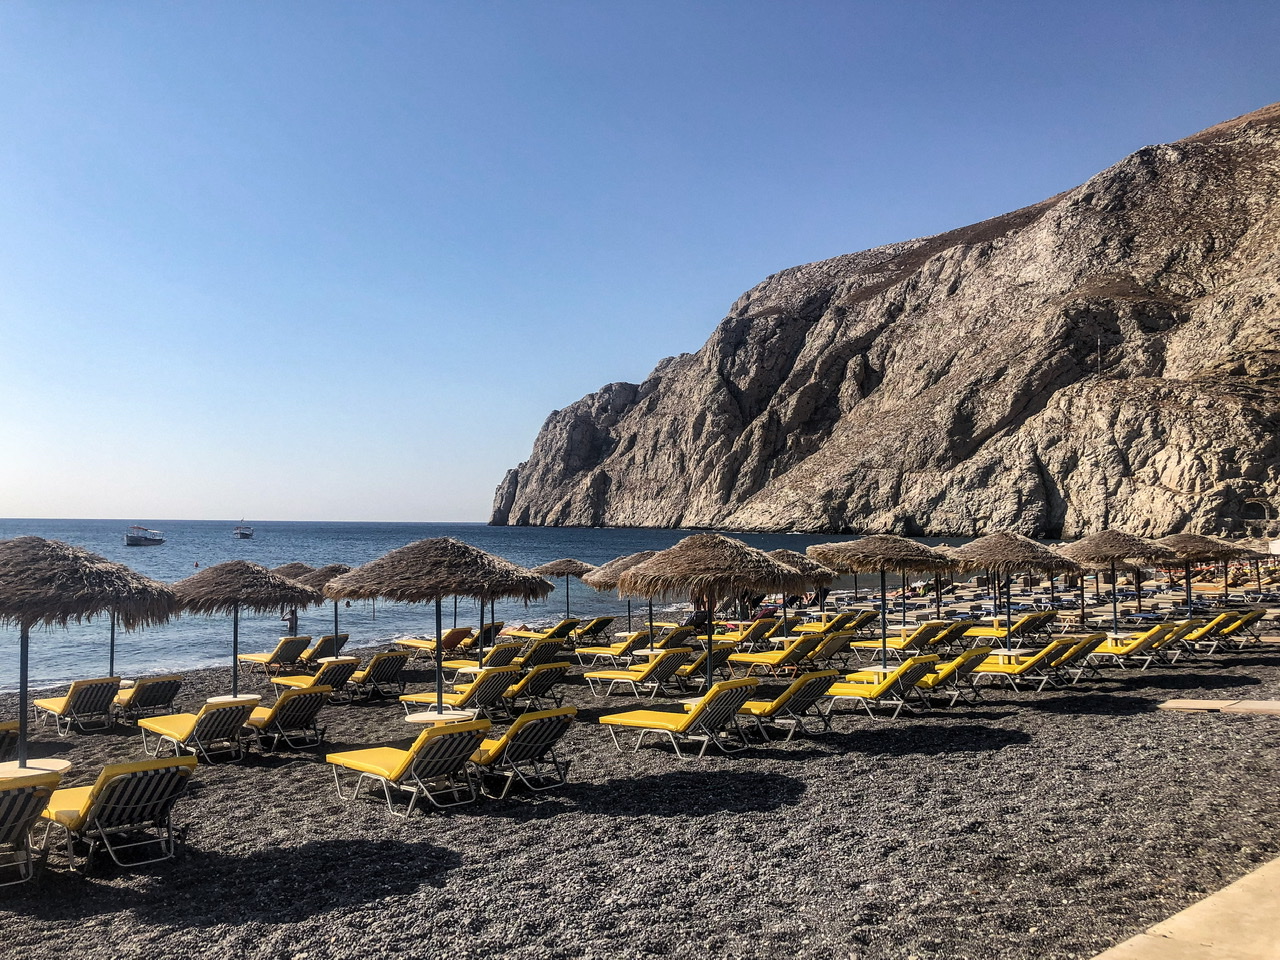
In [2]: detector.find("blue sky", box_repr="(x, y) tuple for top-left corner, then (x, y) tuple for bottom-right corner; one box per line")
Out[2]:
(1, 1), (1276, 522)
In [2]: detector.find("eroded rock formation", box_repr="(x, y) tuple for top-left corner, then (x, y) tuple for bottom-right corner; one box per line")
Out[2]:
(492, 104), (1280, 537)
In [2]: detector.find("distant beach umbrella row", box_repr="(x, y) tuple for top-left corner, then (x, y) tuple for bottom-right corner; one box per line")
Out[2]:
(532, 559), (596, 620)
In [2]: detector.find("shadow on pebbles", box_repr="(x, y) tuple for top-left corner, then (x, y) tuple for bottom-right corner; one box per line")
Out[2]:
(2, 644), (1279, 959)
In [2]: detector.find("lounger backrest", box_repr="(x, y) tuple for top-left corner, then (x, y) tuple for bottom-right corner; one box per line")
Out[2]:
(0, 773), (60, 845)
(658, 626), (697, 647)
(614, 631), (652, 657)
(888, 657), (941, 697)
(574, 617), (614, 641)
(437, 628), (472, 653)
(1219, 610), (1263, 638)
(480, 641), (524, 668)
(1161, 619), (1204, 644)
(82, 756), (198, 831)
(644, 647), (693, 686)
(934, 620), (981, 646)
(1016, 639), (1074, 670)
(777, 634), (824, 665)
(543, 620), (580, 641)
(1052, 634), (1106, 667)
(304, 634), (350, 661)
(402, 719), (491, 782)
(770, 670), (839, 717)
(515, 662), (571, 700)
(934, 646), (993, 683)
(517, 639), (565, 670)
(366, 652), (411, 684)
(460, 666), (523, 709)
(1185, 614), (1234, 641)
(65, 678), (123, 717)
(736, 619), (778, 645)
(0, 721), (18, 763)
(477, 622), (505, 646)
(276, 636), (312, 664)
(493, 707), (577, 765)
(129, 676), (184, 713)
(686, 678), (759, 734)
(267, 687), (332, 728)
(905, 622), (950, 648)
(191, 701), (257, 743)
(845, 610), (878, 634)
(312, 658), (361, 691)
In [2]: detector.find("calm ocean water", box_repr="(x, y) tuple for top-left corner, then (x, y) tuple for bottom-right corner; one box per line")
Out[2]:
(0, 519), (926, 691)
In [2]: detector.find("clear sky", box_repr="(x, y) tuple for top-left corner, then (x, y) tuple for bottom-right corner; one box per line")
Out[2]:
(1, 1), (1276, 522)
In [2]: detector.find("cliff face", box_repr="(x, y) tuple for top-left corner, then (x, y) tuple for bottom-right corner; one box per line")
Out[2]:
(492, 104), (1280, 538)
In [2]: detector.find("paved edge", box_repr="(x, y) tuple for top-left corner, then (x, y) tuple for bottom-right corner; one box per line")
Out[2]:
(1158, 699), (1280, 714)
(1091, 855), (1280, 960)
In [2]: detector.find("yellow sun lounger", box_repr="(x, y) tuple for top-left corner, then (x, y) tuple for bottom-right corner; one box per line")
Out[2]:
(823, 654), (940, 720)
(271, 656), (361, 702)
(504, 619), (580, 642)
(501, 661), (572, 714)
(848, 622), (949, 661)
(395, 627), (474, 656)
(599, 677), (759, 758)
(738, 670), (839, 740)
(442, 640), (523, 679)
(236, 636), (311, 678)
(912, 647), (992, 706)
(349, 651), (412, 700)
(33, 677), (122, 735)
(401, 665), (521, 719)
(470, 706), (577, 798)
(0, 720), (18, 763)
(1087, 624), (1172, 670)
(0, 771), (61, 886)
(139, 696), (259, 763)
(40, 756), (197, 871)
(299, 633), (350, 666)
(570, 617), (616, 644)
(584, 648), (693, 698)
(327, 718), (491, 816)
(112, 675), (184, 725)
(727, 634), (823, 677)
(243, 686), (333, 751)
(575, 629), (653, 666)
(971, 639), (1075, 692)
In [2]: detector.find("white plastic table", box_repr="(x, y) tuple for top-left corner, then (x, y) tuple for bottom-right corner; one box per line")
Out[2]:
(0, 758), (73, 779)
(404, 708), (477, 725)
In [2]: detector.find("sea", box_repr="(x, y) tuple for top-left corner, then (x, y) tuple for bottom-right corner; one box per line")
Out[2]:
(0, 519), (920, 692)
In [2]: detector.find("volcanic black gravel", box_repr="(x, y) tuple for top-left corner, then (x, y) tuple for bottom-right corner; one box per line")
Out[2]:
(2, 639), (1278, 960)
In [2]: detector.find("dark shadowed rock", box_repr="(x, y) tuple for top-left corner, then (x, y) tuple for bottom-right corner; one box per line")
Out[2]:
(494, 103), (1280, 537)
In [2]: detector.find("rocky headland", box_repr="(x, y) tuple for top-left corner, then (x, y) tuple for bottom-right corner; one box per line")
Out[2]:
(493, 104), (1280, 537)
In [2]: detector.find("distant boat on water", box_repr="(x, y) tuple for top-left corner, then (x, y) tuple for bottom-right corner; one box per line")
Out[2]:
(233, 523), (254, 539)
(125, 526), (165, 546)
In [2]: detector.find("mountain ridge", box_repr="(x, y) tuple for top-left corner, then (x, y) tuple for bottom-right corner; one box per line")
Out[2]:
(492, 103), (1280, 537)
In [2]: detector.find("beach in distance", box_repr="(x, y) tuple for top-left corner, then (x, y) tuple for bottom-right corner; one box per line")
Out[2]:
(0, 518), (911, 690)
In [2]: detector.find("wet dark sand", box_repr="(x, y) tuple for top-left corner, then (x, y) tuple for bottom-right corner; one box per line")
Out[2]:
(2, 638), (1278, 960)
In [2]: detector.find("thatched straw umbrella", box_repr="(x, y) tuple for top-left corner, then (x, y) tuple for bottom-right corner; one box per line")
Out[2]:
(1058, 531), (1177, 633)
(767, 549), (835, 637)
(297, 564), (352, 642)
(947, 532), (1080, 646)
(1235, 538), (1273, 594)
(173, 561), (322, 697)
(325, 539), (552, 714)
(532, 559), (596, 621)
(808, 536), (952, 669)
(0, 537), (177, 765)
(270, 563), (316, 635)
(1157, 534), (1250, 612)
(618, 534), (803, 689)
(582, 551), (657, 634)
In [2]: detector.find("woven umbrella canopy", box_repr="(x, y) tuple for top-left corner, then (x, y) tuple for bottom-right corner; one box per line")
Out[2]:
(1157, 534), (1251, 611)
(946, 532), (1080, 647)
(173, 561), (322, 697)
(325, 538), (552, 714)
(297, 564), (353, 645)
(1058, 531), (1177, 632)
(0, 536), (177, 766)
(532, 558), (596, 621)
(618, 533), (802, 689)
(270, 563), (316, 635)
(767, 549), (836, 637)
(808, 536), (952, 668)
(582, 551), (657, 634)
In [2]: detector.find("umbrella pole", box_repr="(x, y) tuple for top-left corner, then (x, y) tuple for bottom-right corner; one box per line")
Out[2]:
(1256, 559), (1263, 594)
(934, 573), (942, 620)
(333, 600), (340, 643)
(109, 608), (117, 678)
(626, 599), (632, 633)
(1079, 576), (1086, 628)
(1136, 570), (1142, 613)
(706, 594), (716, 691)
(453, 596), (458, 630)
(435, 597), (444, 713)
(231, 603), (240, 698)
(1005, 578), (1013, 650)
(18, 621), (29, 765)
(879, 568), (888, 671)
(565, 575), (571, 620)
(901, 574), (907, 628)
(1222, 560), (1229, 604)
(1184, 560), (1192, 614)
(648, 598), (654, 642)
(1111, 560), (1119, 634)
(477, 599), (486, 658)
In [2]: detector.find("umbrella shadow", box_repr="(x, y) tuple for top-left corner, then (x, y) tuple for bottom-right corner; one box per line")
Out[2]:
(563, 769), (806, 817)
(1106, 673), (1263, 694)
(20, 839), (462, 924)
(1016, 693), (1161, 715)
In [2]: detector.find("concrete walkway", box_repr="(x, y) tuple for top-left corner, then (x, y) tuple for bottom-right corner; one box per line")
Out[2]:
(1159, 699), (1280, 714)
(1092, 855), (1280, 959)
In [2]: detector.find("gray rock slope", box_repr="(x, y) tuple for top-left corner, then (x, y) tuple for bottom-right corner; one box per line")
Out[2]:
(492, 104), (1280, 537)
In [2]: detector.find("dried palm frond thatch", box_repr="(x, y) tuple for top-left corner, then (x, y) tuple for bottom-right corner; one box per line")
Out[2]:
(532, 558), (595, 579)
(297, 564), (352, 592)
(173, 561), (323, 615)
(324, 538), (552, 604)
(617, 533), (803, 601)
(581, 551), (657, 591)
(1057, 530), (1177, 567)
(807, 535), (952, 574)
(1156, 534), (1250, 561)
(767, 549), (836, 586)
(270, 562), (316, 581)
(947, 532), (1081, 577)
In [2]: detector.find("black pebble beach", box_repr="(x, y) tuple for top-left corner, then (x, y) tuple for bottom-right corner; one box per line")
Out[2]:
(3, 641), (1278, 960)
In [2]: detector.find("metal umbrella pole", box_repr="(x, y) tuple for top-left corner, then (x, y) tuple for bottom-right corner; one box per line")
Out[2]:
(108, 609), (117, 677)
(879, 568), (889, 670)
(435, 597), (445, 713)
(231, 603), (240, 697)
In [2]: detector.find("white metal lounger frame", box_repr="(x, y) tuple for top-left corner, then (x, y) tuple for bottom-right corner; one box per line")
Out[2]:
(332, 726), (486, 817)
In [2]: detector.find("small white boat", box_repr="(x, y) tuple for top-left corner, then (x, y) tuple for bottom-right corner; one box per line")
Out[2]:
(125, 526), (165, 546)
(233, 524), (254, 539)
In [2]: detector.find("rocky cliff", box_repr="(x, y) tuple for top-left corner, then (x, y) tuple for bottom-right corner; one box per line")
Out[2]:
(492, 104), (1280, 538)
